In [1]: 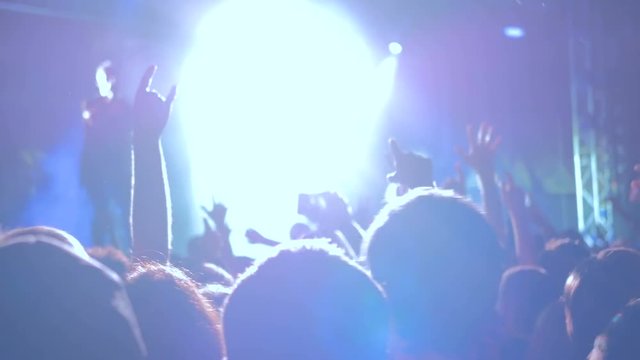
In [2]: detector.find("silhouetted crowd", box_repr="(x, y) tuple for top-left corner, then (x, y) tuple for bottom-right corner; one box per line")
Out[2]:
(1, 65), (640, 360)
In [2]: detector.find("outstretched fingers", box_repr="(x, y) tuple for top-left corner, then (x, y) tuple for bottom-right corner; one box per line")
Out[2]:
(477, 123), (487, 145)
(137, 65), (157, 98)
(136, 65), (176, 107)
(466, 124), (476, 150)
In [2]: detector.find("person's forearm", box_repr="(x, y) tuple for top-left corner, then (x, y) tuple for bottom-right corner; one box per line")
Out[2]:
(477, 171), (506, 247)
(329, 231), (357, 259)
(338, 221), (364, 257)
(131, 137), (171, 262)
(508, 208), (538, 265)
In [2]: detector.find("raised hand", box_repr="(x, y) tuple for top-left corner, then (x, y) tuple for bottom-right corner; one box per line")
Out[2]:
(501, 174), (528, 215)
(501, 174), (537, 264)
(457, 123), (501, 175)
(133, 65), (177, 140)
(387, 139), (433, 189)
(200, 200), (232, 265)
(457, 123), (505, 246)
(199, 217), (225, 260)
(318, 192), (352, 231)
(201, 200), (228, 229)
(130, 66), (176, 262)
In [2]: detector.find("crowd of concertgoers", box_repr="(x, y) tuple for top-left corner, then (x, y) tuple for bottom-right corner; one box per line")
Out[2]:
(1, 63), (640, 360)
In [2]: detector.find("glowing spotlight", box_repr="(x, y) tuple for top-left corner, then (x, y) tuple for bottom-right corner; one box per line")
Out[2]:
(388, 42), (403, 56)
(503, 26), (525, 39)
(180, 0), (396, 257)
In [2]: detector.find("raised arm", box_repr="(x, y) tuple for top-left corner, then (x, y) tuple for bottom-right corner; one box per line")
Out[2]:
(201, 200), (234, 266)
(299, 192), (360, 259)
(458, 123), (507, 247)
(131, 66), (177, 262)
(501, 175), (538, 265)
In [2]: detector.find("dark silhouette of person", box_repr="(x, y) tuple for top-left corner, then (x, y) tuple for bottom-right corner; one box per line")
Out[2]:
(81, 61), (133, 249)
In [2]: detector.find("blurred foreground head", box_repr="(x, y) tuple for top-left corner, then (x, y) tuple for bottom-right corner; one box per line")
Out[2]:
(498, 266), (555, 338)
(127, 262), (225, 360)
(539, 238), (590, 297)
(565, 248), (640, 360)
(589, 298), (640, 360)
(223, 242), (390, 360)
(364, 188), (504, 357)
(0, 227), (145, 359)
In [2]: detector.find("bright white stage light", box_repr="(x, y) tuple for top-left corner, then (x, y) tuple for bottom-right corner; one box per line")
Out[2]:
(180, 0), (396, 256)
(503, 26), (525, 39)
(388, 42), (403, 55)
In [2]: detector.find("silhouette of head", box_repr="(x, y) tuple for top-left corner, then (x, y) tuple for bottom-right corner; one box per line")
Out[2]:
(364, 188), (504, 357)
(0, 227), (145, 359)
(539, 238), (590, 296)
(498, 265), (555, 338)
(126, 262), (225, 360)
(88, 246), (131, 280)
(224, 242), (390, 360)
(565, 248), (640, 360)
(589, 298), (640, 360)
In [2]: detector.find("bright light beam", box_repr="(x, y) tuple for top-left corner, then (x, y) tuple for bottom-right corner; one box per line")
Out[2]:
(503, 26), (525, 39)
(179, 0), (397, 257)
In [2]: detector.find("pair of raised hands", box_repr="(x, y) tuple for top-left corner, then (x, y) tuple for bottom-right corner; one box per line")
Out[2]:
(388, 123), (501, 191)
(389, 124), (532, 227)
